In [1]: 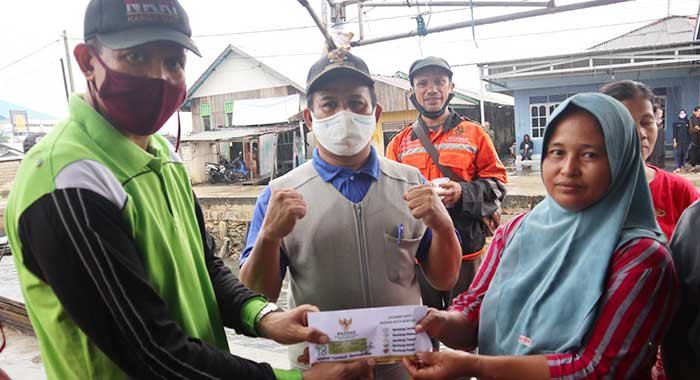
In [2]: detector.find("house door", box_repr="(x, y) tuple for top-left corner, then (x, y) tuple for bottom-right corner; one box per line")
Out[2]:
(653, 92), (667, 146)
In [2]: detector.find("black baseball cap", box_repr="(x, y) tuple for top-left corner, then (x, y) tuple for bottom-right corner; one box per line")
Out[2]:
(84, 0), (201, 57)
(409, 56), (453, 83)
(306, 50), (374, 93)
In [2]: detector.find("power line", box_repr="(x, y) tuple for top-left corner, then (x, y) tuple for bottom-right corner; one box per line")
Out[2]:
(449, 15), (691, 66)
(0, 61), (57, 89)
(0, 39), (59, 74)
(28, 13), (691, 69)
(7, 2), (692, 74)
(192, 25), (317, 38)
(188, 7), (472, 38)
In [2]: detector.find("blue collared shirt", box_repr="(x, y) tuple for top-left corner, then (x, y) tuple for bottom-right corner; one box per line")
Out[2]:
(240, 147), (434, 277)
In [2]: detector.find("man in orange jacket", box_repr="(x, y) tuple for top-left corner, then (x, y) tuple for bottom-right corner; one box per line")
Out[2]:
(387, 57), (507, 337)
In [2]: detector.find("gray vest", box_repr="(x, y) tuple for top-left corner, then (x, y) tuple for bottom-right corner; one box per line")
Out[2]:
(269, 157), (427, 379)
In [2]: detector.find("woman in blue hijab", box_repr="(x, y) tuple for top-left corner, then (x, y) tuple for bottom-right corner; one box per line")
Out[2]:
(404, 93), (679, 380)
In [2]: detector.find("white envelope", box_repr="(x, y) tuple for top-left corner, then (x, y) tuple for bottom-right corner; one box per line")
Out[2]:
(307, 305), (432, 364)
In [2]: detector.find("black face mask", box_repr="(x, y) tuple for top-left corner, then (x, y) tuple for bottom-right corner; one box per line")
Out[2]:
(410, 92), (455, 120)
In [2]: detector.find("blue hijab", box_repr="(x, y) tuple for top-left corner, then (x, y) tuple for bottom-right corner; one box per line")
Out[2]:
(478, 93), (665, 355)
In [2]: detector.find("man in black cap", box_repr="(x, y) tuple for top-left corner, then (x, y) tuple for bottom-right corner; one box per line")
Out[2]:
(5, 1), (373, 379)
(386, 57), (507, 332)
(240, 50), (461, 379)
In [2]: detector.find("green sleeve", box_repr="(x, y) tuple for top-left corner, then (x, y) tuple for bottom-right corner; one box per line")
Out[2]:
(273, 368), (304, 380)
(240, 296), (268, 336)
(242, 297), (304, 380)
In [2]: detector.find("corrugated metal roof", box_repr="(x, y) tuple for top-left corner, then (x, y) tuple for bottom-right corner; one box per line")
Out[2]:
(0, 99), (56, 120)
(373, 75), (412, 91)
(372, 75), (513, 106)
(454, 87), (514, 106)
(182, 125), (296, 142)
(589, 16), (697, 51)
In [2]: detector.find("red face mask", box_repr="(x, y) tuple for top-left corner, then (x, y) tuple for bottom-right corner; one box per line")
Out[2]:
(89, 52), (186, 137)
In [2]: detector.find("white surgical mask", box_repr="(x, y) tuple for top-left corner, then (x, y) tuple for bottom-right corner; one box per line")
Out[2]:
(312, 110), (376, 156)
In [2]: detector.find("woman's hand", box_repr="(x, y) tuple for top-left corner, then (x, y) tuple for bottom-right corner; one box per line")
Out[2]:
(403, 351), (472, 380)
(415, 309), (477, 350)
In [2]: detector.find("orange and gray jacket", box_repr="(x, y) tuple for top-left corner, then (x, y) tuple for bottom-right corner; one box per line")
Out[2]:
(387, 112), (507, 255)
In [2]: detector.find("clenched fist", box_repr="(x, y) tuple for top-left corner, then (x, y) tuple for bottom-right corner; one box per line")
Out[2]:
(404, 184), (454, 233)
(260, 189), (307, 241)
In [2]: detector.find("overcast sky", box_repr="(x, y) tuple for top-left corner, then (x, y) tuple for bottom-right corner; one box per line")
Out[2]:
(0, 0), (698, 135)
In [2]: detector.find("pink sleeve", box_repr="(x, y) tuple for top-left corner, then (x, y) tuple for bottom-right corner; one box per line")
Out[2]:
(545, 238), (679, 379)
(447, 213), (526, 323)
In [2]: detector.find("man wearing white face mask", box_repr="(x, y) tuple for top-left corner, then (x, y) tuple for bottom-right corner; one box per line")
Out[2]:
(239, 51), (462, 379)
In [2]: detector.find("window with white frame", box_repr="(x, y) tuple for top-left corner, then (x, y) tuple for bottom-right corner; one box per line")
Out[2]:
(530, 104), (547, 138)
(529, 102), (561, 138)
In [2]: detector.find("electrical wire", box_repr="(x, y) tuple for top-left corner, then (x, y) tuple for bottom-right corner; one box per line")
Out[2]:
(0, 61), (57, 88)
(0, 39), (59, 74)
(6, 2), (697, 76)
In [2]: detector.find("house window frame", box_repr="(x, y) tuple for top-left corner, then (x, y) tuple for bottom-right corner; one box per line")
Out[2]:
(224, 100), (234, 127)
(200, 103), (212, 131)
(529, 102), (561, 139)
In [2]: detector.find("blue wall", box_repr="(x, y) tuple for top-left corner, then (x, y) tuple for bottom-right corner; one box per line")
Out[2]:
(510, 72), (700, 154)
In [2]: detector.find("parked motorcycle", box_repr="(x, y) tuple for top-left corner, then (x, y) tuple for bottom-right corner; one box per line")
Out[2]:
(205, 161), (227, 184)
(205, 156), (249, 184)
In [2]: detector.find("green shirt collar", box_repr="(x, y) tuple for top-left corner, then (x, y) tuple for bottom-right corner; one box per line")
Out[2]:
(68, 94), (166, 174)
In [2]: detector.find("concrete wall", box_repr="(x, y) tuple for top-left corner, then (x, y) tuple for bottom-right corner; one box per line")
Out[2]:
(181, 142), (217, 184)
(196, 193), (544, 267)
(511, 75), (700, 154)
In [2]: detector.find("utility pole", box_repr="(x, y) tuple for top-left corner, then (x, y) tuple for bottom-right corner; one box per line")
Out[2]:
(60, 58), (70, 103)
(62, 30), (75, 93)
(321, 0), (328, 27)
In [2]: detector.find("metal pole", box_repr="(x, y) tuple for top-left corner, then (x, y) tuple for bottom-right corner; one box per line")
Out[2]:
(298, 0), (338, 51)
(358, 3), (365, 40)
(321, 0), (328, 27)
(299, 120), (307, 161)
(479, 81), (486, 125)
(695, 0), (700, 41)
(352, 0), (630, 47)
(60, 58), (70, 103)
(361, 1), (552, 7)
(62, 30), (75, 93)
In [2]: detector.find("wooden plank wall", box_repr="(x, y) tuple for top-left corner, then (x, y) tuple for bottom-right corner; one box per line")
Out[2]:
(374, 81), (414, 112)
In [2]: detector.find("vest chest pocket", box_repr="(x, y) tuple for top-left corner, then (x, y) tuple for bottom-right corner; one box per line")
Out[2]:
(383, 233), (421, 286)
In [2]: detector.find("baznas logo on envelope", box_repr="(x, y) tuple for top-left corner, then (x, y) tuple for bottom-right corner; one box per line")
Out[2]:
(339, 318), (353, 332)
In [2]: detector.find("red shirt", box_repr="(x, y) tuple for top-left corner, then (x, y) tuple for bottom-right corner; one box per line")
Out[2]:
(449, 214), (679, 379)
(647, 165), (700, 239)
(647, 166), (698, 379)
